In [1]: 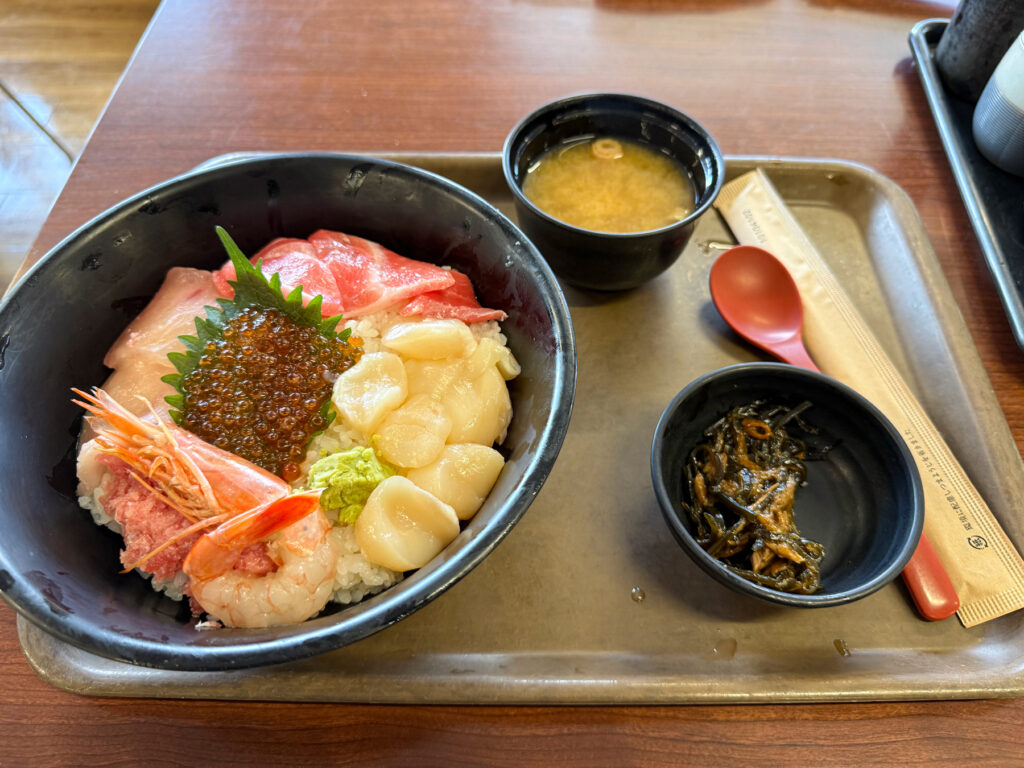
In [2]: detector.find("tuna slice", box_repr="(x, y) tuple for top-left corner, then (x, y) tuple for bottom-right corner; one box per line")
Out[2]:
(308, 229), (456, 316)
(100, 267), (220, 423)
(212, 238), (345, 316)
(212, 229), (507, 321)
(400, 268), (507, 322)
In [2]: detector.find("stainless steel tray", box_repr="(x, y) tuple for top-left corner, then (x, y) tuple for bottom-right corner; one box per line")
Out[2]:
(909, 19), (1024, 352)
(19, 154), (1024, 703)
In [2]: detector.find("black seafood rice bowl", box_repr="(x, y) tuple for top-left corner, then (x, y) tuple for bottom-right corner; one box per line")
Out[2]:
(0, 153), (576, 670)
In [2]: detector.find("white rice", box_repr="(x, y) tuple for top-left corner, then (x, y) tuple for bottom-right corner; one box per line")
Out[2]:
(327, 525), (402, 603)
(79, 479), (119, 534)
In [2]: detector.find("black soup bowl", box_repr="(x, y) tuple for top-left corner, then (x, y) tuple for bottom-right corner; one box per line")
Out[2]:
(0, 152), (577, 670)
(651, 363), (923, 608)
(502, 93), (726, 291)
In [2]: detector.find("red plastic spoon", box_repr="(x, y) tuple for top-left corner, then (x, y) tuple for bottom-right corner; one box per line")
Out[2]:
(709, 244), (960, 622)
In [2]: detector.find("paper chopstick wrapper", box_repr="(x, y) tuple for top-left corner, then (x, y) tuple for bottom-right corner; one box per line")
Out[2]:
(715, 168), (1024, 627)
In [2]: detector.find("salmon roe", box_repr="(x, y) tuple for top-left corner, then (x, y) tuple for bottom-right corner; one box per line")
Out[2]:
(180, 307), (362, 481)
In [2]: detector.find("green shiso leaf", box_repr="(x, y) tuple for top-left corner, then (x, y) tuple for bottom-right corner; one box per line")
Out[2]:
(162, 226), (350, 425)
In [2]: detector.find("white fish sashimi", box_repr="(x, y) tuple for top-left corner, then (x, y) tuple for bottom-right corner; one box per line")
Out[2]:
(104, 267), (219, 370)
(99, 268), (219, 421)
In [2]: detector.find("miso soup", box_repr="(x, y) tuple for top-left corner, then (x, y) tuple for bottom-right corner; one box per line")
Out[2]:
(521, 137), (696, 233)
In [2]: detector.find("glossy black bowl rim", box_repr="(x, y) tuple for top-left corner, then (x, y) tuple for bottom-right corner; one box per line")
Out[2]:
(0, 152), (578, 669)
(501, 92), (726, 240)
(650, 362), (924, 608)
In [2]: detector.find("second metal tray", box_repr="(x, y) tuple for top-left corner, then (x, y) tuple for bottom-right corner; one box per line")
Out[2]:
(19, 153), (1024, 703)
(910, 19), (1024, 352)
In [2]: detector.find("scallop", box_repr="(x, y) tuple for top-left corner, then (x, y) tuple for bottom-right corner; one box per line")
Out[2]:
(331, 351), (407, 434)
(355, 476), (461, 571)
(462, 337), (504, 378)
(382, 319), (477, 360)
(376, 393), (452, 468)
(495, 345), (521, 380)
(404, 358), (460, 401)
(443, 366), (513, 445)
(463, 336), (519, 380)
(406, 444), (505, 520)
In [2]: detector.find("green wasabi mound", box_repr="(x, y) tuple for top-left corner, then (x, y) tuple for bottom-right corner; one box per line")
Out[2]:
(307, 447), (396, 524)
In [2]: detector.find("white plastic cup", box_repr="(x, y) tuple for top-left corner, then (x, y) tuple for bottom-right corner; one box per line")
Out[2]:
(973, 30), (1024, 176)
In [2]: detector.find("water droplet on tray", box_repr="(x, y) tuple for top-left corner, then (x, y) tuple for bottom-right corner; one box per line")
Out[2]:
(711, 638), (738, 660)
(698, 240), (733, 256)
(834, 638), (851, 657)
(630, 586), (646, 603)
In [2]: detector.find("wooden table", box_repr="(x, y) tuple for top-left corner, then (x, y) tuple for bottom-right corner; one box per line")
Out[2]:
(5, 0), (1024, 763)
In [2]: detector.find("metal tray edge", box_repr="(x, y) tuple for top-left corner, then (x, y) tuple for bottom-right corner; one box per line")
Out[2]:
(908, 18), (1024, 352)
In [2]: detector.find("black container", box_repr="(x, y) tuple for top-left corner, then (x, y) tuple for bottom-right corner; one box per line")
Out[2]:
(651, 363), (923, 608)
(0, 153), (576, 670)
(502, 93), (725, 291)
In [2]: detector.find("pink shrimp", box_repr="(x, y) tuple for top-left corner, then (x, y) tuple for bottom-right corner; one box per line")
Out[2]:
(74, 387), (337, 625)
(183, 490), (338, 627)
(73, 387), (289, 521)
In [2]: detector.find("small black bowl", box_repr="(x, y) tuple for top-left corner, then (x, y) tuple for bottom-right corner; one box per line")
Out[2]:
(651, 363), (923, 608)
(502, 93), (725, 291)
